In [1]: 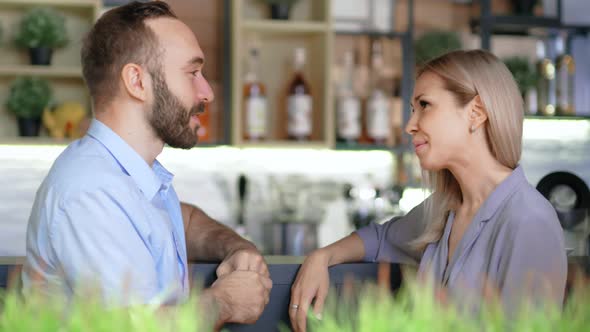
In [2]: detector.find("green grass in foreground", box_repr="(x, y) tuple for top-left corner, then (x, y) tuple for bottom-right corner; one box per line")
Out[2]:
(1, 276), (589, 332)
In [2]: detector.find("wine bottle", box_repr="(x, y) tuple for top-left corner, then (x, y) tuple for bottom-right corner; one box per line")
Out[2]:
(286, 48), (313, 141)
(366, 40), (390, 145)
(536, 40), (556, 116)
(555, 35), (575, 116)
(336, 50), (361, 144)
(243, 47), (268, 141)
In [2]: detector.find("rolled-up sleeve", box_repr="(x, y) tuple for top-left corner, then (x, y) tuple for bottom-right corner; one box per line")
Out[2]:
(355, 201), (428, 265)
(497, 212), (567, 311)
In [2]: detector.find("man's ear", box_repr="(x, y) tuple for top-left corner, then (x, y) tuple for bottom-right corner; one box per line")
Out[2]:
(120, 63), (150, 102)
(469, 95), (488, 131)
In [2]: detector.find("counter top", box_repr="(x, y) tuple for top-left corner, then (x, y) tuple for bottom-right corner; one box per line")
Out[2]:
(3, 255), (588, 268)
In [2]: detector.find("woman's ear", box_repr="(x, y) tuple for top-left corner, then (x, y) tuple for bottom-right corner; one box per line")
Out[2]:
(469, 95), (488, 132)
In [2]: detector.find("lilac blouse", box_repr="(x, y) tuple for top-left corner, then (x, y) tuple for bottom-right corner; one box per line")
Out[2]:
(356, 166), (567, 311)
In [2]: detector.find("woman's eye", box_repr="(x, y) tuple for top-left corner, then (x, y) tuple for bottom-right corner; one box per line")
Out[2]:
(190, 70), (200, 77)
(419, 100), (429, 108)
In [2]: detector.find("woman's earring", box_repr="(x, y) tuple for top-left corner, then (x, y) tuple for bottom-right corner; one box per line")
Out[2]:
(470, 125), (475, 133)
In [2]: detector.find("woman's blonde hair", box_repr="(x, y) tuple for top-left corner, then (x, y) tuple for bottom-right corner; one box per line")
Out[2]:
(411, 49), (524, 251)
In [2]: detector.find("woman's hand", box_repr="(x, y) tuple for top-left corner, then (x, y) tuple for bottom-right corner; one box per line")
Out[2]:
(289, 249), (331, 332)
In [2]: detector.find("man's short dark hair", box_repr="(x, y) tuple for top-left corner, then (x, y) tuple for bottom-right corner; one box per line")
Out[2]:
(81, 1), (177, 108)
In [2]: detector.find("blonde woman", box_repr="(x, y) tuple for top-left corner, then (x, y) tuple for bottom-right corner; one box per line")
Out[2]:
(289, 50), (567, 332)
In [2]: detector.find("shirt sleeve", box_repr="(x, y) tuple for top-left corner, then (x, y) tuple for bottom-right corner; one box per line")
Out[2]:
(497, 212), (567, 312)
(49, 188), (159, 305)
(355, 200), (428, 265)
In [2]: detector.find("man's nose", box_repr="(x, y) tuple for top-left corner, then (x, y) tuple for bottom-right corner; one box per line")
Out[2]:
(196, 74), (214, 103)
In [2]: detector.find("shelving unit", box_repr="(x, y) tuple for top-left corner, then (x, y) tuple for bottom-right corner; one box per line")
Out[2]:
(229, 0), (333, 148)
(226, 0), (415, 152)
(223, 0), (419, 187)
(475, 0), (590, 118)
(0, 65), (83, 78)
(0, 0), (101, 138)
(476, 0), (590, 49)
(242, 20), (329, 33)
(333, 0), (414, 153)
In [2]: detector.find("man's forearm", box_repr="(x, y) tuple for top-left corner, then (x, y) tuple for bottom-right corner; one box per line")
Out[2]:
(181, 203), (256, 262)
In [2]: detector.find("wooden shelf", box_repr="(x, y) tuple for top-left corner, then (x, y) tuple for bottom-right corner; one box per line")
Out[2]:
(0, 0), (99, 9)
(471, 15), (590, 36)
(242, 20), (329, 34)
(335, 142), (411, 153)
(236, 141), (330, 149)
(335, 30), (407, 39)
(232, 0), (333, 147)
(0, 137), (73, 146)
(0, 65), (83, 79)
(0, 0), (100, 138)
(524, 114), (590, 121)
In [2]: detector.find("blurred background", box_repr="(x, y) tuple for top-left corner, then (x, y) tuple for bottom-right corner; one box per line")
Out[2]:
(0, 0), (588, 259)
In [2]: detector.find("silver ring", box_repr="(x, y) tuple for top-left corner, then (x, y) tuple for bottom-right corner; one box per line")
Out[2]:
(291, 304), (299, 310)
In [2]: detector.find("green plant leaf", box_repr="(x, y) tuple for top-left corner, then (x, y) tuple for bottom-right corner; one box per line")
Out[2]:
(5, 77), (53, 119)
(415, 31), (462, 66)
(14, 7), (69, 49)
(503, 56), (537, 95)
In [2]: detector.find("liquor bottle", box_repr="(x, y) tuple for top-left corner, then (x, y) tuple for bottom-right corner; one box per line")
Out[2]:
(366, 40), (390, 145)
(536, 40), (556, 116)
(555, 35), (575, 116)
(243, 47), (268, 141)
(336, 50), (361, 144)
(286, 48), (313, 141)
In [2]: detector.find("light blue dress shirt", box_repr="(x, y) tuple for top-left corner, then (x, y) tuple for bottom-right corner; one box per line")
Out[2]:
(23, 120), (188, 305)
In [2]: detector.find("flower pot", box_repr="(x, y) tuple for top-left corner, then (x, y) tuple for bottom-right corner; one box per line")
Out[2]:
(29, 47), (53, 65)
(512, 0), (536, 15)
(269, 3), (292, 20)
(17, 117), (41, 137)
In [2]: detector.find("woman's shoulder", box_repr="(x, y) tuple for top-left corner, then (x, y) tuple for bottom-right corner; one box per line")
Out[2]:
(500, 181), (560, 231)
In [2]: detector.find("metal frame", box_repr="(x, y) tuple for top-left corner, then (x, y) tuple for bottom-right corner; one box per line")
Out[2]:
(478, 0), (589, 51)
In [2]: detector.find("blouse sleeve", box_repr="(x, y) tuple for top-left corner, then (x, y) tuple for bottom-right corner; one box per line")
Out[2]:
(355, 200), (429, 265)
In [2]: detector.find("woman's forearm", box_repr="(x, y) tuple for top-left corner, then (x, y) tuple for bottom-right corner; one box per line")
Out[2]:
(319, 233), (366, 266)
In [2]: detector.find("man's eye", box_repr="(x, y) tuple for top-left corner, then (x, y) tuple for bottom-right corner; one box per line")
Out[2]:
(190, 70), (200, 77)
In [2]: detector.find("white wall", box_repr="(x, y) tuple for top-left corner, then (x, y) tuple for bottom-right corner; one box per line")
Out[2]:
(0, 145), (395, 256)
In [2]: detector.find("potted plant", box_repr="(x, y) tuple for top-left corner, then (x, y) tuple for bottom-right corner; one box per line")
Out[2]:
(259, 0), (300, 20)
(5, 76), (53, 137)
(503, 56), (537, 98)
(414, 30), (462, 66)
(14, 7), (69, 65)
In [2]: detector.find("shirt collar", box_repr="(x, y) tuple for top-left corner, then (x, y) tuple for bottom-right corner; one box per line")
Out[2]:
(87, 119), (174, 200)
(475, 165), (527, 222)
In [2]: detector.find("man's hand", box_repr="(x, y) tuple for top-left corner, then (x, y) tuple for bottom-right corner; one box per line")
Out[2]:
(216, 248), (270, 278)
(207, 270), (273, 327)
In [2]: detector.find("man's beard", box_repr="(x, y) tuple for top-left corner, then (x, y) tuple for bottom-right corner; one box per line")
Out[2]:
(148, 69), (205, 149)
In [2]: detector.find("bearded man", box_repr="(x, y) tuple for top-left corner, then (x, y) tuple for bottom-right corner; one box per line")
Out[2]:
(23, 1), (271, 328)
